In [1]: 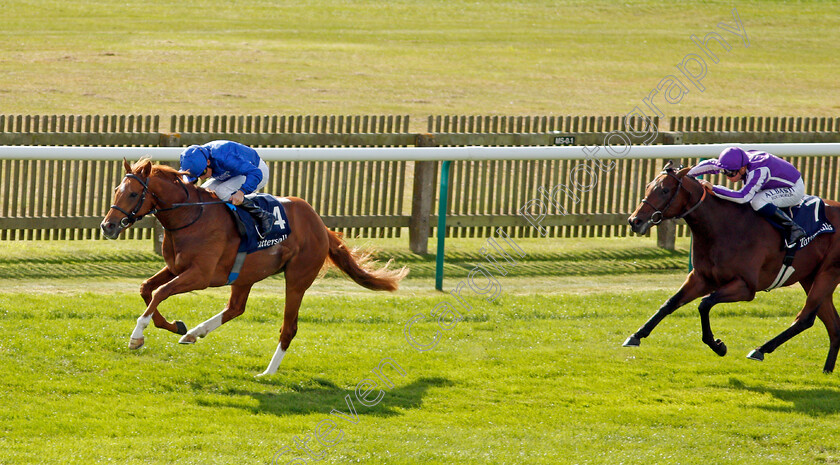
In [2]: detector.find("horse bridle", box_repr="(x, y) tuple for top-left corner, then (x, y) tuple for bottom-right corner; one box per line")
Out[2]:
(638, 170), (707, 225)
(109, 173), (220, 231)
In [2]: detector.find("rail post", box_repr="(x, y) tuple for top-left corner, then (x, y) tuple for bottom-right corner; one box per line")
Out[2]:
(434, 160), (452, 291)
(409, 134), (438, 254)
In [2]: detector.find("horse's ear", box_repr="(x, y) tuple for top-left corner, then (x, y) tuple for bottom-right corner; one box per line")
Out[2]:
(123, 158), (132, 173)
(662, 160), (674, 172)
(139, 160), (152, 178)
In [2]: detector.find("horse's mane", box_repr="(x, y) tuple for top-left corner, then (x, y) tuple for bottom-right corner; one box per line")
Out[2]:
(130, 158), (182, 179)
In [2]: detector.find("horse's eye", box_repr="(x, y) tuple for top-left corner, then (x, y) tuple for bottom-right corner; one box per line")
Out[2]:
(129, 192), (139, 199)
(662, 188), (670, 195)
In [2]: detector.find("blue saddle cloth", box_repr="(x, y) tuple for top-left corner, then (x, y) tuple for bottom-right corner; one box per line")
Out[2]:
(785, 195), (834, 250)
(227, 194), (291, 254)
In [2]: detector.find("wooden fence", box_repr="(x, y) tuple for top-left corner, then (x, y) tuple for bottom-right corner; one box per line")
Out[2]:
(0, 115), (411, 241)
(1, 114), (839, 252)
(427, 115), (840, 240)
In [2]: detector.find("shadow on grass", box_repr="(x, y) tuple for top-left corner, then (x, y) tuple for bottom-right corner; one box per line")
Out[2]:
(728, 377), (840, 416)
(195, 376), (454, 417)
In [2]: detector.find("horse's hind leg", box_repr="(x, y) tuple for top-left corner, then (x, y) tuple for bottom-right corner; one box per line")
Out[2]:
(257, 256), (322, 377)
(624, 271), (710, 347)
(179, 283), (253, 344)
(749, 272), (838, 366)
(749, 304), (820, 362)
(817, 299), (840, 373)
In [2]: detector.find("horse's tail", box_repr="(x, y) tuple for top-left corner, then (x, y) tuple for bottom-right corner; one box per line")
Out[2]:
(326, 230), (408, 291)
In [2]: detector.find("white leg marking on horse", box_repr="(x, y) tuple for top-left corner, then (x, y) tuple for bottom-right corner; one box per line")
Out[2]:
(130, 315), (151, 340)
(179, 311), (225, 344)
(256, 343), (286, 377)
(129, 315), (152, 349)
(190, 311), (224, 338)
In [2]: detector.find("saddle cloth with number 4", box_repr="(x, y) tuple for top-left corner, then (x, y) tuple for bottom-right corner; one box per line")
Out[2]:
(227, 194), (292, 254)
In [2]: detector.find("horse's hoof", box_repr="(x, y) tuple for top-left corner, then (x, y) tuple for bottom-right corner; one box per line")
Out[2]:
(128, 338), (145, 350)
(623, 336), (641, 347)
(746, 349), (764, 361)
(175, 320), (188, 335)
(179, 334), (197, 344)
(712, 339), (727, 356)
(255, 368), (277, 378)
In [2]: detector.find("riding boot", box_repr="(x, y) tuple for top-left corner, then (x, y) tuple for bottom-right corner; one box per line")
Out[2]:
(238, 198), (275, 239)
(758, 204), (806, 248)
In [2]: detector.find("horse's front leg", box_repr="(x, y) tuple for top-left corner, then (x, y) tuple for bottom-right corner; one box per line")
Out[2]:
(697, 278), (755, 356)
(624, 271), (710, 347)
(179, 283), (253, 344)
(138, 267), (188, 336)
(129, 266), (212, 350)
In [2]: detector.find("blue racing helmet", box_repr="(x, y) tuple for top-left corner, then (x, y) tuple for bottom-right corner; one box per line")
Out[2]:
(718, 147), (748, 171)
(180, 145), (210, 182)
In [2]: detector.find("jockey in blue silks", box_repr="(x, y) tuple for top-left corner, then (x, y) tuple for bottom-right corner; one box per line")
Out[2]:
(180, 140), (275, 238)
(688, 146), (806, 248)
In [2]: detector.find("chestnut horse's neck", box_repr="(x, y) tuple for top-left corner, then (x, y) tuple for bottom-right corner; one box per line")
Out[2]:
(677, 176), (756, 242)
(143, 167), (219, 232)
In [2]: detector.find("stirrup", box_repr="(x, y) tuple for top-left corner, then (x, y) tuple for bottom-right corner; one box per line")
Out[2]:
(254, 215), (274, 239)
(255, 226), (267, 240)
(786, 230), (805, 248)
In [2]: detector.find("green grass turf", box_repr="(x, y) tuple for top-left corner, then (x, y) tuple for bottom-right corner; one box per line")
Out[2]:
(0, 235), (691, 282)
(1, 238), (839, 464)
(1, 0), (838, 122)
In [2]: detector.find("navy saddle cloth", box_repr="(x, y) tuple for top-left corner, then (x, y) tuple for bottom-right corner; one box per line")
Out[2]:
(784, 195), (834, 250)
(227, 194), (292, 253)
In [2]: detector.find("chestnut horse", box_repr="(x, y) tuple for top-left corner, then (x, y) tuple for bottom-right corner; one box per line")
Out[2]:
(100, 159), (407, 376)
(625, 164), (840, 373)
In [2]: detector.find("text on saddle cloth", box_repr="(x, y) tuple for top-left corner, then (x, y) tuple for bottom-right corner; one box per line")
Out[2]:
(226, 194), (292, 254)
(784, 195), (834, 251)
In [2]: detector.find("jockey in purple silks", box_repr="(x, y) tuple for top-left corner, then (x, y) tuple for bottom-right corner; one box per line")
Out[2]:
(688, 146), (806, 248)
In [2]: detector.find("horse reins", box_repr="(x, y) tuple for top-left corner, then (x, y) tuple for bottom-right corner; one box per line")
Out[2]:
(639, 170), (707, 225)
(109, 173), (226, 231)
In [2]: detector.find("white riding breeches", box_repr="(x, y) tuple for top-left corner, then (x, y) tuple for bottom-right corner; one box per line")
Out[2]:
(202, 160), (269, 201)
(749, 178), (805, 210)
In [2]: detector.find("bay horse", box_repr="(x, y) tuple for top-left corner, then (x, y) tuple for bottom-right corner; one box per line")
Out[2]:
(625, 164), (840, 373)
(100, 159), (407, 376)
